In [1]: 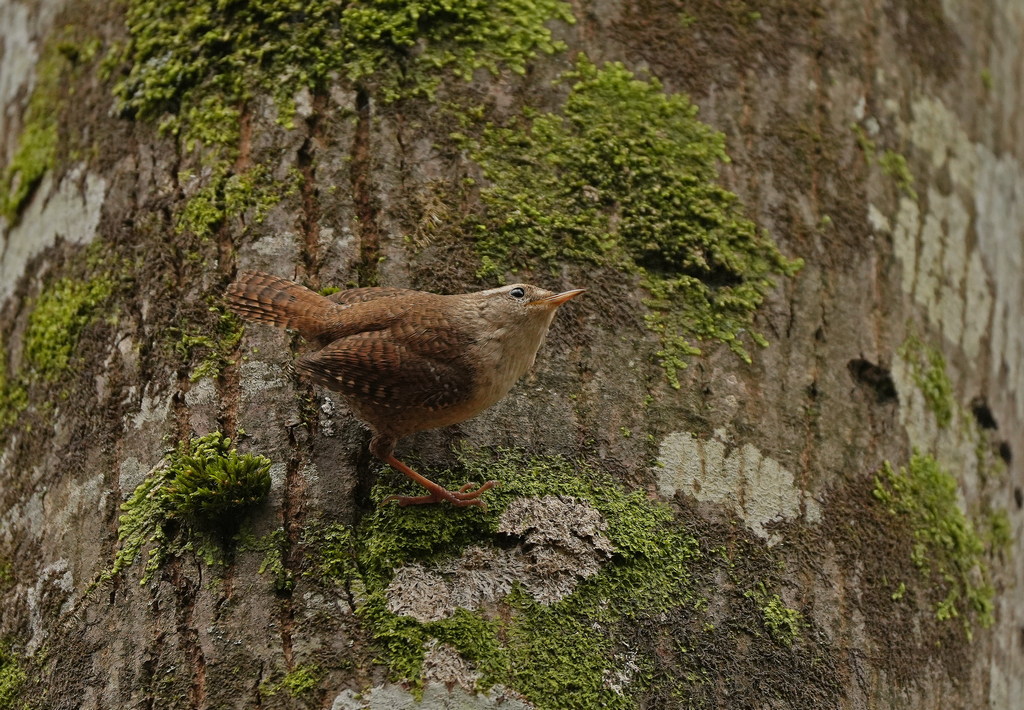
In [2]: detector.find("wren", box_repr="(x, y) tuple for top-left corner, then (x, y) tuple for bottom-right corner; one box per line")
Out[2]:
(225, 271), (584, 508)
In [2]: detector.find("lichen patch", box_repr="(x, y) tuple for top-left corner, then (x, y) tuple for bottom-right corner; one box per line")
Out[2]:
(386, 496), (613, 622)
(656, 430), (819, 543)
(329, 681), (533, 710)
(0, 166), (106, 302)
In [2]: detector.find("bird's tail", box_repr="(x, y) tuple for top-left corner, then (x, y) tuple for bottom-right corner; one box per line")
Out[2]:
(225, 271), (341, 342)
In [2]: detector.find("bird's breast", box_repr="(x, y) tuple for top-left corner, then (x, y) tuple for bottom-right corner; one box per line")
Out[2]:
(467, 322), (548, 411)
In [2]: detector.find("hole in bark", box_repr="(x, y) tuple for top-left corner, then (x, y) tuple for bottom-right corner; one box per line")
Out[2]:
(1014, 487), (1022, 510)
(847, 359), (898, 403)
(999, 441), (1012, 466)
(970, 397), (998, 429)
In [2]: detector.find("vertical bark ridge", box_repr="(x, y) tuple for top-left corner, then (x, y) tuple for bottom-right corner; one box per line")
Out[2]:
(172, 562), (207, 708)
(351, 87), (381, 287)
(277, 93), (330, 675)
(215, 107), (254, 439)
(297, 92), (328, 289)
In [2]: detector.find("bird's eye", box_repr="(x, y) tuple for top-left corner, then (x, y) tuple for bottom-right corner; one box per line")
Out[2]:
(509, 287), (526, 299)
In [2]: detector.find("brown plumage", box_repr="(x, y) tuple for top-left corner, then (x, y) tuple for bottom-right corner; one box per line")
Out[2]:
(225, 271), (584, 508)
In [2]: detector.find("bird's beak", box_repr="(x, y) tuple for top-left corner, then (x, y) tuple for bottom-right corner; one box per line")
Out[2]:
(530, 289), (586, 308)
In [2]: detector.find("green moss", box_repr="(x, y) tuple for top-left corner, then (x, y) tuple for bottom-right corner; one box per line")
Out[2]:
(306, 447), (704, 705)
(980, 68), (993, 91)
(174, 304), (244, 381)
(898, 334), (954, 428)
(464, 57), (801, 386)
(100, 433), (270, 585)
(0, 640), (26, 709)
(850, 122), (875, 156)
(0, 558), (11, 591)
(240, 528), (294, 592)
(262, 664), (322, 698)
(873, 452), (994, 633)
(983, 509), (1011, 552)
(177, 165), (299, 240)
(744, 583), (803, 646)
(113, 0), (572, 129)
(23, 274), (117, 383)
(110, 0), (573, 240)
(852, 123), (917, 200)
(162, 435), (271, 518)
(0, 341), (28, 429)
(878, 150), (918, 200)
(0, 119), (57, 223)
(1, 27), (101, 222)
(0, 40), (68, 222)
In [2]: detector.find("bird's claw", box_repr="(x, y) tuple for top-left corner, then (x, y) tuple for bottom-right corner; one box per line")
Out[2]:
(384, 480), (499, 508)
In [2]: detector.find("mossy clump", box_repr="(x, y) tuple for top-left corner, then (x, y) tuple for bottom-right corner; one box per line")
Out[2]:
(23, 275), (117, 382)
(306, 447), (705, 707)
(873, 451), (994, 633)
(261, 664), (322, 698)
(174, 304), (245, 381)
(1, 42), (64, 222)
(0, 640), (26, 709)
(898, 335), (954, 428)
(177, 164), (301, 240)
(2, 28), (101, 223)
(745, 583), (804, 647)
(0, 348), (28, 429)
(102, 433), (271, 585)
(111, 0), (573, 143)
(161, 433), (271, 518)
(878, 150), (917, 200)
(465, 57), (802, 386)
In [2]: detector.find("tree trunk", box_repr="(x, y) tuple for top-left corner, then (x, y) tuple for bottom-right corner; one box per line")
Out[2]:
(1, 1), (1021, 708)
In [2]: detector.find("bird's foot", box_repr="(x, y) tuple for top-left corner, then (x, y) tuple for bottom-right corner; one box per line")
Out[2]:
(384, 480), (498, 508)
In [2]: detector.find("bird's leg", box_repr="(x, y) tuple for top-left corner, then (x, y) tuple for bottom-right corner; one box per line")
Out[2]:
(380, 454), (497, 508)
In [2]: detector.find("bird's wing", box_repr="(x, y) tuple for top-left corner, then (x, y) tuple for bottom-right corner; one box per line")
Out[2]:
(227, 272), (431, 347)
(327, 286), (421, 305)
(294, 329), (475, 411)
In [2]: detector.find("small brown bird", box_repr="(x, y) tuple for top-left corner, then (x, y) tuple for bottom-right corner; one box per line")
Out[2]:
(225, 271), (584, 508)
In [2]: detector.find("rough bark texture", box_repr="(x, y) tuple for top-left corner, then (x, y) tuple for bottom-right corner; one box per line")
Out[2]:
(1, 0), (1022, 708)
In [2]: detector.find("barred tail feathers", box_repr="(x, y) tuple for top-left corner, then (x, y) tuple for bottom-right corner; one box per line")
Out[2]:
(225, 271), (339, 342)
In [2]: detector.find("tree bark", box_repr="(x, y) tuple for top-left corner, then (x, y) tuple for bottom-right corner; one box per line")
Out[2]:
(1, 1), (1021, 708)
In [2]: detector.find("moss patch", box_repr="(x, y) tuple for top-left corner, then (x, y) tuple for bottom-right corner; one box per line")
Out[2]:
(898, 334), (954, 428)
(100, 433), (270, 585)
(111, 0), (572, 131)
(853, 123), (918, 200)
(1, 27), (101, 223)
(1, 43), (64, 222)
(873, 451), (994, 634)
(23, 275), (117, 383)
(744, 583), (804, 647)
(173, 303), (245, 382)
(878, 150), (918, 200)
(261, 664), (322, 698)
(303, 447), (833, 707)
(177, 165), (300, 241)
(109, 1), (571, 242)
(463, 57), (801, 386)
(0, 247), (132, 442)
(239, 527), (294, 592)
(0, 342), (28, 430)
(0, 640), (26, 709)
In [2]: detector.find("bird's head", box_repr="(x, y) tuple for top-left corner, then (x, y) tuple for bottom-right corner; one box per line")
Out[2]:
(468, 283), (585, 336)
